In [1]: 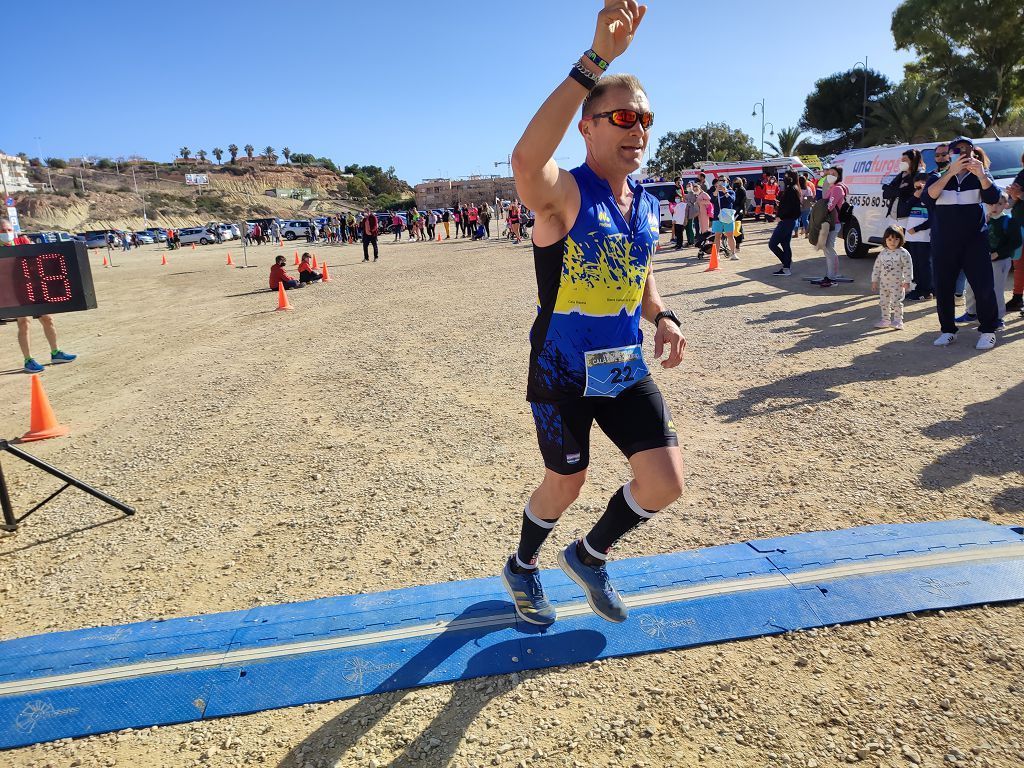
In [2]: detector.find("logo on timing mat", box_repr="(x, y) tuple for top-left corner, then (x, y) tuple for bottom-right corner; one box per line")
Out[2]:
(566, 452), (581, 465)
(638, 614), (697, 640)
(341, 657), (401, 687)
(15, 701), (80, 734)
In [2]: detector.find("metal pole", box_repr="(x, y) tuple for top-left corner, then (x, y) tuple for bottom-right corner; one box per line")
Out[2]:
(131, 166), (147, 225)
(35, 137), (53, 190)
(862, 55), (868, 142)
(0, 160), (9, 201)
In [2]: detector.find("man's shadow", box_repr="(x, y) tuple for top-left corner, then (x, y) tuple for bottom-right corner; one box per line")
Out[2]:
(276, 600), (606, 768)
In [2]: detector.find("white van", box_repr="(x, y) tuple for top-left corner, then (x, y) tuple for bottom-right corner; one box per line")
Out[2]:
(831, 137), (1024, 257)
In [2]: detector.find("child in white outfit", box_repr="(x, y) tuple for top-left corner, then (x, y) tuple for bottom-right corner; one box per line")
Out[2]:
(871, 225), (914, 329)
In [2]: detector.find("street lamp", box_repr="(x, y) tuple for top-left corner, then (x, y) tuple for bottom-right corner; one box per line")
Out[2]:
(851, 57), (869, 143)
(752, 99), (768, 159)
(33, 136), (53, 190)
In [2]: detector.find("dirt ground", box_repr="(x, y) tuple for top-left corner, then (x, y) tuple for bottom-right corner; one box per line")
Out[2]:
(1, 221), (1021, 768)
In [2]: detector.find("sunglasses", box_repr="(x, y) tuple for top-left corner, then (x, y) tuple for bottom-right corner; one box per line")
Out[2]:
(584, 109), (654, 130)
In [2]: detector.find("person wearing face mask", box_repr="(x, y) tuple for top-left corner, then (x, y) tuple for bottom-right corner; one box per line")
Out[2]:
(711, 177), (738, 259)
(904, 174), (934, 301)
(883, 150), (923, 225)
(811, 167), (851, 287)
(926, 137), (1002, 350)
(932, 143), (950, 173)
(1, 218), (78, 374)
(768, 171), (801, 276)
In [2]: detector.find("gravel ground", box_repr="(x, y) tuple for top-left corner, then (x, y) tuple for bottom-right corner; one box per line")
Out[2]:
(0, 222), (1021, 768)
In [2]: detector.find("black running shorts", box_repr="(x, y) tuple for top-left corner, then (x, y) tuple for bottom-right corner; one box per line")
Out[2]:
(530, 375), (678, 475)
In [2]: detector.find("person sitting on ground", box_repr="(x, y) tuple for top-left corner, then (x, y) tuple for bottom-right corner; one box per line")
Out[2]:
(270, 254), (303, 290)
(298, 253), (323, 283)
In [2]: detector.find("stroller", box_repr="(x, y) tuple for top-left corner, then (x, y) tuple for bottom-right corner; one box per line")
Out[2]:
(694, 230), (714, 258)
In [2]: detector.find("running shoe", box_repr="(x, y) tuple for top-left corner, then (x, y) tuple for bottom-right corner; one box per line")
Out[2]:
(874, 319), (891, 329)
(954, 312), (977, 324)
(1005, 295), (1023, 311)
(994, 319), (1005, 331)
(501, 557), (556, 626)
(976, 333), (996, 350)
(50, 350), (77, 364)
(815, 278), (835, 288)
(557, 541), (628, 623)
(771, 267), (791, 276)
(933, 332), (957, 346)
(892, 321), (904, 330)
(23, 358), (44, 374)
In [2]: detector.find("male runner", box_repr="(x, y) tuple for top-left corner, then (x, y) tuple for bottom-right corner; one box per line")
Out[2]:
(501, 0), (685, 626)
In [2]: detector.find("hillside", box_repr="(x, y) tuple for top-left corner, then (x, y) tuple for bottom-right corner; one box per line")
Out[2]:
(13, 162), (412, 233)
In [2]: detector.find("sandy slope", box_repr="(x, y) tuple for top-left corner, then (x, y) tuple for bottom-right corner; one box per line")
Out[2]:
(0, 223), (1021, 768)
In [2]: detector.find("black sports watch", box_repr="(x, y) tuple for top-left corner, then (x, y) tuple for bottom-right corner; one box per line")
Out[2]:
(654, 310), (681, 328)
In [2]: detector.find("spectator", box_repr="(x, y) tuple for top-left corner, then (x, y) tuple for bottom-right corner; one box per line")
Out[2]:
(441, 208), (452, 239)
(480, 202), (492, 239)
(1005, 161), (1024, 311)
(361, 207), (380, 262)
(683, 182), (697, 247)
(670, 192), (688, 251)
(710, 177), (738, 260)
(252, 223), (263, 245)
(753, 175), (766, 221)
(695, 185), (711, 239)
(391, 211), (403, 242)
(904, 174), (934, 301)
(460, 204), (470, 238)
(732, 178), (747, 225)
(927, 137), (1001, 350)
(270, 254), (302, 290)
(468, 203), (479, 239)
(427, 210), (438, 241)
(932, 143), (950, 173)
(453, 206), (462, 237)
(796, 176), (814, 237)
(959, 193), (1020, 329)
(815, 167), (851, 287)
(871, 225), (914, 330)
(298, 253), (323, 283)
(507, 201), (522, 243)
(769, 171), (801, 276)
(763, 176), (779, 222)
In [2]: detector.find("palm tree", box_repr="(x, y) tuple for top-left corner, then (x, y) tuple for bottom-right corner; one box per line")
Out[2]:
(765, 126), (808, 157)
(282, 147), (291, 164)
(196, 149), (207, 163)
(212, 147), (223, 164)
(227, 144), (238, 163)
(263, 146), (275, 162)
(244, 144), (254, 160)
(179, 146), (191, 160)
(865, 82), (963, 146)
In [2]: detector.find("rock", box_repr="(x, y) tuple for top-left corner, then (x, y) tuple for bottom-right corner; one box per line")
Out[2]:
(902, 744), (922, 764)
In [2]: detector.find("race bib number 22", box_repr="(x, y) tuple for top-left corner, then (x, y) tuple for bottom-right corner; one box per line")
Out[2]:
(583, 344), (648, 397)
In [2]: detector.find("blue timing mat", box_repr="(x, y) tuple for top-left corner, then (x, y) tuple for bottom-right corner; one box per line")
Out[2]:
(1, 518), (1022, 750)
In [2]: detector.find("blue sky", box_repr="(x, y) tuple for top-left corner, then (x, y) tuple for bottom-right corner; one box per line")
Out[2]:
(6, 1), (913, 185)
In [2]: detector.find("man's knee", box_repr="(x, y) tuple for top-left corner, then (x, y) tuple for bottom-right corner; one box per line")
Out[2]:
(546, 469), (587, 505)
(633, 463), (685, 509)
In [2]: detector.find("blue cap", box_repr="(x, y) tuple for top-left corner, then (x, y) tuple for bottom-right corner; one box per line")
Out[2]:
(949, 136), (975, 148)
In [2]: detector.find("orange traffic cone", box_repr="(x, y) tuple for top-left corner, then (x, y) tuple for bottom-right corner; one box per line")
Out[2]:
(436, 232), (441, 242)
(321, 262), (331, 283)
(226, 252), (234, 266)
(21, 375), (70, 442)
(275, 282), (293, 312)
(294, 251), (300, 265)
(191, 242), (196, 251)
(161, 254), (167, 266)
(102, 255), (109, 268)
(705, 242), (721, 272)
(311, 255), (318, 269)
(349, 234), (354, 244)
(278, 238), (284, 247)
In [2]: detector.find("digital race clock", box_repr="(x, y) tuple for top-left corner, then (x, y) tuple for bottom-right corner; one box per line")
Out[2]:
(0, 241), (97, 318)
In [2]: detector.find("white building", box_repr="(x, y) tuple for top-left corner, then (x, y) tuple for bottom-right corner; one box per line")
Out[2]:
(0, 153), (37, 195)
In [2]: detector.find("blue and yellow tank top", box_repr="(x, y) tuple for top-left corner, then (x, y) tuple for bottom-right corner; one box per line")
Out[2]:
(528, 163), (660, 403)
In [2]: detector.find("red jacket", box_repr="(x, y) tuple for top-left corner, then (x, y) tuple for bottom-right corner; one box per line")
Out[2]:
(361, 214), (379, 237)
(269, 264), (292, 290)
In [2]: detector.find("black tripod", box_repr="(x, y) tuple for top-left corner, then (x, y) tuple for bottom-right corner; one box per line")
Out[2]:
(0, 439), (135, 532)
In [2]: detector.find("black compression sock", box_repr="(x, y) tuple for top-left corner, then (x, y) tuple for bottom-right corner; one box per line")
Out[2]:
(514, 503), (558, 571)
(583, 484), (657, 562)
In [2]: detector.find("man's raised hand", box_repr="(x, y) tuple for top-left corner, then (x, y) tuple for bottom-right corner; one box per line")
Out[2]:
(592, 0), (647, 63)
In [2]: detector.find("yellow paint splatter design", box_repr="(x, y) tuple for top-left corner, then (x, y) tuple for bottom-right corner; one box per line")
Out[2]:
(553, 232), (651, 316)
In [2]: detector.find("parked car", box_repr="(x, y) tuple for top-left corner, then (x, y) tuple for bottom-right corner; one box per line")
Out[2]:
(177, 226), (217, 246)
(229, 224), (241, 239)
(216, 224), (236, 241)
(145, 228), (168, 242)
(83, 233), (110, 249)
(280, 219), (312, 240)
(134, 232), (155, 245)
